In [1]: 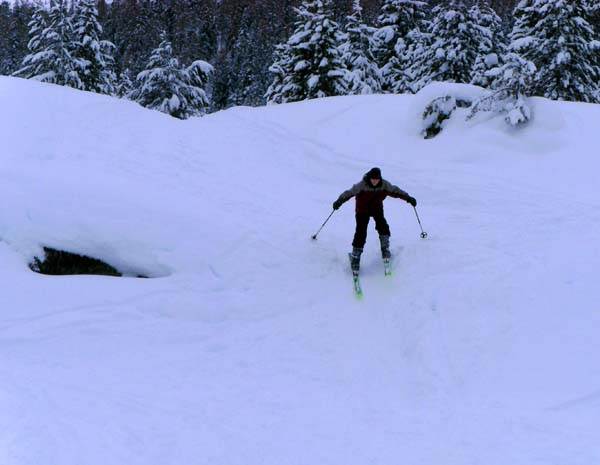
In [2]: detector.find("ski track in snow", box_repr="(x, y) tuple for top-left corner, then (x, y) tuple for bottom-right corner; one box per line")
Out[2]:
(1, 78), (600, 464)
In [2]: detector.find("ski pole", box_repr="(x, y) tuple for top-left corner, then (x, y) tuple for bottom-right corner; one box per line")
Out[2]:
(311, 210), (335, 240)
(413, 206), (428, 239)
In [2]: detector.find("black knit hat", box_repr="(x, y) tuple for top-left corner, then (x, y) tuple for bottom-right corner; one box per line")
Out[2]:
(366, 167), (382, 179)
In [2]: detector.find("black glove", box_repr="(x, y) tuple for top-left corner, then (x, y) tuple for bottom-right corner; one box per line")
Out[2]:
(332, 200), (342, 210)
(407, 196), (417, 207)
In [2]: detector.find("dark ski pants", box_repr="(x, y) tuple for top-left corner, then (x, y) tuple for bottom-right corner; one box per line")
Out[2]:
(352, 210), (391, 249)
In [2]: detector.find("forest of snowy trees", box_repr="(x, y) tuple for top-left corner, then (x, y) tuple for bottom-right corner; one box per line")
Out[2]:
(1, 0), (599, 118)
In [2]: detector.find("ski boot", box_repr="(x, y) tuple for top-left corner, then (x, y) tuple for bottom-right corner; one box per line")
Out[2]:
(379, 235), (391, 259)
(380, 235), (392, 276)
(349, 247), (363, 272)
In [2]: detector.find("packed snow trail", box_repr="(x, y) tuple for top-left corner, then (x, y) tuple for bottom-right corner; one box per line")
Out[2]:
(1, 77), (600, 465)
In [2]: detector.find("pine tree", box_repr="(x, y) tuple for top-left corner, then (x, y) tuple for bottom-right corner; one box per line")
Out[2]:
(72, 0), (116, 95)
(373, 0), (429, 92)
(1, 1), (33, 76)
(129, 32), (213, 119)
(14, 0), (83, 89)
(265, 42), (294, 104)
(391, 19), (430, 93)
(513, 0), (599, 103)
(0, 2), (12, 74)
(12, 2), (49, 79)
(45, 0), (83, 88)
(508, 0), (541, 64)
(470, 1), (505, 88)
(341, 0), (381, 95)
(265, 0), (349, 104)
(115, 68), (134, 97)
(410, 1), (482, 91)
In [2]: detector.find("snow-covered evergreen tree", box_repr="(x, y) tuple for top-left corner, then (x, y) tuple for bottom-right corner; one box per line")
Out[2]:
(115, 68), (133, 98)
(12, 2), (49, 80)
(470, 1), (505, 89)
(410, 1), (482, 92)
(341, 0), (381, 95)
(129, 32), (213, 119)
(373, 0), (429, 92)
(512, 0), (599, 103)
(14, 0), (82, 89)
(72, 0), (116, 95)
(265, 43), (294, 104)
(508, 0), (542, 64)
(265, 0), (349, 104)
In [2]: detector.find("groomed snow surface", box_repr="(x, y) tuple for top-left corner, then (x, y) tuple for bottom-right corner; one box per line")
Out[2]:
(1, 77), (599, 464)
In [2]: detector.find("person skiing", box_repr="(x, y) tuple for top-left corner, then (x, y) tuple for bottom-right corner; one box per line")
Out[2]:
(332, 167), (417, 272)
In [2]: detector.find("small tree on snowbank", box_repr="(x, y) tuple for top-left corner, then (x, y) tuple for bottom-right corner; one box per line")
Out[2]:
(422, 95), (457, 139)
(129, 32), (213, 119)
(468, 52), (536, 127)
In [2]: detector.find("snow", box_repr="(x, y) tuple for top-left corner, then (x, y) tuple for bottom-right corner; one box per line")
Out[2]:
(510, 35), (536, 50)
(307, 74), (319, 88)
(376, 25), (395, 44)
(484, 52), (499, 67)
(1, 76), (600, 465)
(557, 50), (571, 64)
(190, 59), (214, 75)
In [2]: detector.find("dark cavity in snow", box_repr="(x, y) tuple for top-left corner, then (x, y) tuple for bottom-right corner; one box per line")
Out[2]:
(30, 247), (148, 278)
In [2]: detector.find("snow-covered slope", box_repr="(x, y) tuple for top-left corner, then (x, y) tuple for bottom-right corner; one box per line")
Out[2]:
(1, 76), (599, 465)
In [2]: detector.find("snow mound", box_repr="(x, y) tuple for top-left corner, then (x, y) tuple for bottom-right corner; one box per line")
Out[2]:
(1, 76), (600, 465)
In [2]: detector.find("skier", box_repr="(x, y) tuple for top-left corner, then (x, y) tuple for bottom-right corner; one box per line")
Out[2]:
(333, 167), (417, 272)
